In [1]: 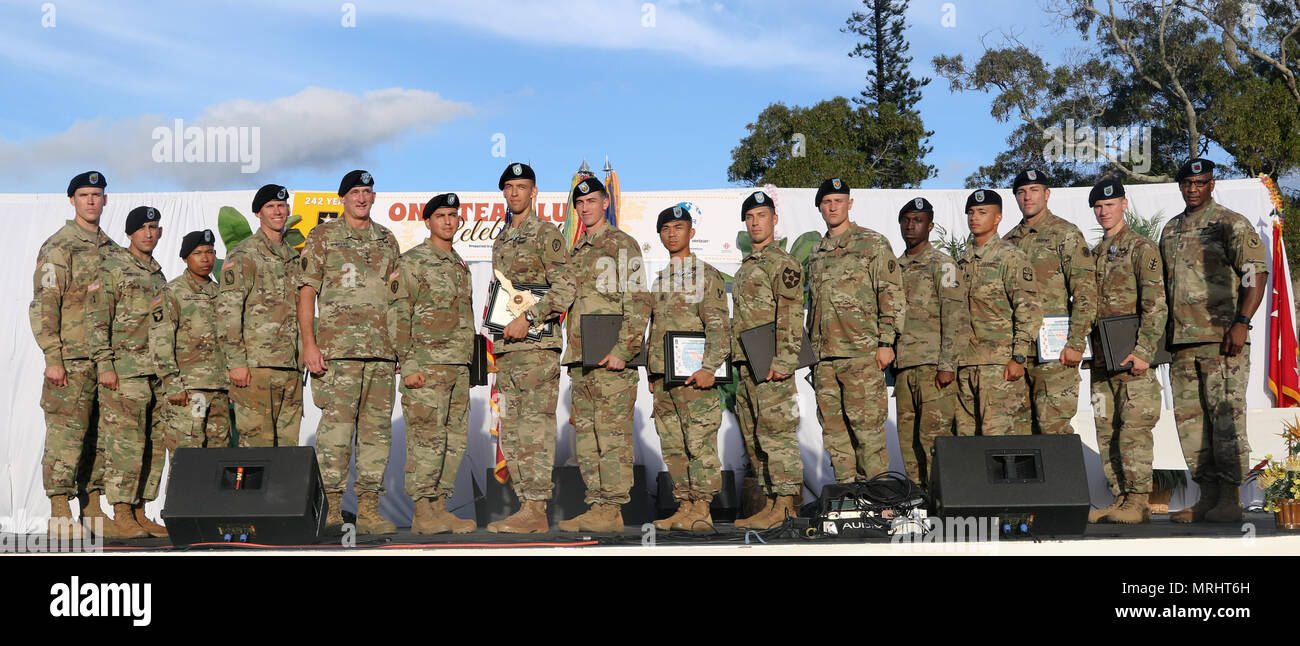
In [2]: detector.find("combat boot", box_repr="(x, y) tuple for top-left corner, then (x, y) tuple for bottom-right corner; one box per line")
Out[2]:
(102, 503), (149, 539)
(678, 499), (715, 533)
(48, 496), (84, 541)
(557, 505), (602, 532)
(1108, 493), (1150, 524)
(431, 504), (477, 535)
(324, 492), (344, 532)
(487, 500), (549, 534)
(410, 497), (449, 535)
(81, 490), (107, 533)
(655, 499), (694, 531)
(735, 496), (774, 530)
(1088, 494), (1126, 523)
(1171, 482), (1219, 523)
(356, 493), (396, 535)
(1204, 484), (1243, 523)
(582, 504), (625, 533)
(132, 504), (168, 538)
(753, 495), (798, 530)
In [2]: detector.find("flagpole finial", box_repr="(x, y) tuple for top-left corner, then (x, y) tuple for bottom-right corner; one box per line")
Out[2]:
(603, 156), (613, 174)
(578, 158), (591, 174)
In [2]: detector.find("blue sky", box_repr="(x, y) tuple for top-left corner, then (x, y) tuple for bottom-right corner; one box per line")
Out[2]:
(0, 0), (1165, 194)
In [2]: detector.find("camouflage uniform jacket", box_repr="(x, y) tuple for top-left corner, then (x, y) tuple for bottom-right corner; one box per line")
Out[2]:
(895, 245), (968, 372)
(490, 213), (576, 354)
(392, 238), (474, 373)
(217, 229), (301, 370)
(151, 271), (229, 396)
(298, 217), (400, 361)
(559, 223), (651, 366)
(732, 243), (803, 375)
(956, 238), (1041, 366)
(1092, 226), (1168, 368)
(30, 220), (118, 366)
(1158, 200), (1267, 345)
(89, 247), (167, 378)
(1004, 209), (1097, 355)
(647, 254), (731, 375)
(807, 223), (905, 359)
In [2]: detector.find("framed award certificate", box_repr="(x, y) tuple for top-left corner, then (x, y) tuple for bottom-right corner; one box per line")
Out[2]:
(484, 279), (553, 341)
(664, 331), (731, 386)
(1036, 314), (1091, 362)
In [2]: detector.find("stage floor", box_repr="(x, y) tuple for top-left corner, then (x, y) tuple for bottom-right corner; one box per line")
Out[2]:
(5, 511), (1297, 556)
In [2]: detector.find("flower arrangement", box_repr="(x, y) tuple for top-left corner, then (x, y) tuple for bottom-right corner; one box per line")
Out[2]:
(1249, 416), (1300, 513)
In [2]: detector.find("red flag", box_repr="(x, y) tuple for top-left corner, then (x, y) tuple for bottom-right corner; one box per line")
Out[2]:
(481, 311), (510, 483)
(1263, 175), (1300, 407)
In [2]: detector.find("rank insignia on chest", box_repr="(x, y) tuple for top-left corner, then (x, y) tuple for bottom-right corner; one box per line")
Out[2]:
(1022, 267), (1034, 282)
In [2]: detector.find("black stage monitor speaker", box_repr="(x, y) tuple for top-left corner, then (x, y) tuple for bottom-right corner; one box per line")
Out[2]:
(931, 434), (1089, 537)
(162, 447), (326, 546)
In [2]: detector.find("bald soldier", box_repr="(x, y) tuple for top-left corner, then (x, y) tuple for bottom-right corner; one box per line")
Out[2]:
(1003, 169), (1097, 435)
(807, 177), (905, 484)
(31, 170), (119, 539)
(89, 206), (169, 539)
(895, 197), (967, 490)
(299, 170), (402, 535)
(217, 184), (303, 448)
(955, 190), (1042, 436)
(1086, 179), (1167, 524)
(150, 229), (231, 452)
(1160, 158), (1267, 523)
(732, 190), (805, 530)
(486, 163), (577, 534)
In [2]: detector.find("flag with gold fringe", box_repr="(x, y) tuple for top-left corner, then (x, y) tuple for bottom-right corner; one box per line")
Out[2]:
(1262, 174), (1300, 407)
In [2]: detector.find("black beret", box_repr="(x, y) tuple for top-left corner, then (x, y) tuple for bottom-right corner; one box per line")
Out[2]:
(815, 177), (851, 207)
(422, 193), (461, 219)
(1012, 168), (1051, 191)
(67, 170), (107, 197)
(179, 229), (216, 259)
(498, 162), (536, 190)
(252, 184), (289, 213)
(964, 189), (1002, 212)
(570, 177), (606, 205)
(1088, 178), (1126, 207)
(125, 206), (161, 235)
(899, 196), (934, 218)
(740, 190), (775, 220)
(1176, 158), (1216, 181)
(337, 169), (374, 196)
(656, 204), (693, 232)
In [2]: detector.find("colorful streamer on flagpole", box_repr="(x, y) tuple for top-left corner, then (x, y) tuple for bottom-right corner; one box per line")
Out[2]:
(563, 159), (595, 249)
(603, 155), (620, 229)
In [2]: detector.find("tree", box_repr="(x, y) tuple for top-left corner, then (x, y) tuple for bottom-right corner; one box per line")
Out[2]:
(844, 0), (930, 111)
(727, 97), (933, 188)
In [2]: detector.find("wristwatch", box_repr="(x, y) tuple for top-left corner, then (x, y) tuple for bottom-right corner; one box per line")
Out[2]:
(877, 341), (895, 349)
(1234, 314), (1252, 329)
(524, 310), (536, 324)
(1012, 354), (1026, 365)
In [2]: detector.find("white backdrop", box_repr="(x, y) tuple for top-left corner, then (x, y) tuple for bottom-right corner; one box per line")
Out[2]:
(1, 178), (1291, 532)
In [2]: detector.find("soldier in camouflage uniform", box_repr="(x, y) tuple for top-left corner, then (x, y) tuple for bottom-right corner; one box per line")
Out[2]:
(1159, 158), (1268, 523)
(647, 205), (730, 534)
(552, 177), (651, 534)
(298, 170), (401, 535)
(31, 171), (118, 538)
(732, 190), (805, 530)
(807, 178), (905, 485)
(955, 190), (1042, 436)
(895, 197), (967, 491)
(487, 163), (577, 534)
(88, 206), (169, 539)
(150, 229), (230, 452)
(217, 184), (303, 448)
(1004, 169), (1097, 435)
(1085, 179), (1167, 524)
(392, 193), (476, 535)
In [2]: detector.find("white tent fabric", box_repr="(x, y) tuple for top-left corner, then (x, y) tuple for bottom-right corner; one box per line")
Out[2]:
(1, 179), (1290, 532)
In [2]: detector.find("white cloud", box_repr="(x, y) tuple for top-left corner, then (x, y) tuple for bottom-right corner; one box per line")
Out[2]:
(0, 87), (473, 189)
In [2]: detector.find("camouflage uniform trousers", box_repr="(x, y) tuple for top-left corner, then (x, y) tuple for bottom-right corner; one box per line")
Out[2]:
(40, 358), (105, 498)
(161, 389), (231, 451)
(956, 365), (1022, 436)
(734, 364), (803, 497)
(1170, 343), (1252, 485)
(651, 376), (721, 503)
(894, 364), (956, 490)
(814, 356), (889, 483)
(399, 364), (469, 501)
(1013, 359), (1081, 435)
(1089, 368), (1159, 495)
(98, 375), (164, 505)
(311, 359), (396, 495)
(570, 366), (638, 506)
(231, 367), (303, 448)
(495, 349), (560, 502)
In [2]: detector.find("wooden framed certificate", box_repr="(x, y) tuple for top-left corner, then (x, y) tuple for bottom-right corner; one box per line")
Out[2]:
(664, 331), (731, 386)
(484, 279), (554, 341)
